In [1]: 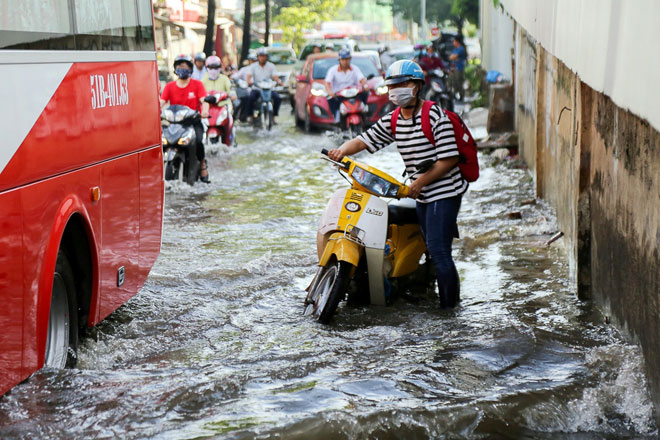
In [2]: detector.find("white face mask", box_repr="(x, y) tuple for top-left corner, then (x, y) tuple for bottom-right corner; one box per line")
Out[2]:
(208, 68), (220, 80)
(388, 86), (415, 107)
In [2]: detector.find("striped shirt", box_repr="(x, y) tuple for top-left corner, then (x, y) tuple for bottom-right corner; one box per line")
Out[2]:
(358, 104), (468, 203)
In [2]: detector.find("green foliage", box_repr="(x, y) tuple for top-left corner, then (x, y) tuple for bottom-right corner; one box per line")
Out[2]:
(464, 59), (487, 107)
(274, 0), (346, 53)
(379, 0), (478, 33)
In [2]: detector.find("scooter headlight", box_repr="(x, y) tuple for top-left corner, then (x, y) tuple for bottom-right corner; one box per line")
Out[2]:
(218, 106), (228, 121)
(351, 166), (400, 197)
(376, 85), (388, 95)
(162, 136), (168, 145)
(178, 132), (193, 145)
(431, 81), (444, 93)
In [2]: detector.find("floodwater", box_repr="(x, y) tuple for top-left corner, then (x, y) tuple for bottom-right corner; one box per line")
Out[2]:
(0, 109), (657, 439)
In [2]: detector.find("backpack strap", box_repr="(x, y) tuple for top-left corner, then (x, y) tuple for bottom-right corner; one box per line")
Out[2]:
(420, 100), (436, 146)
(390, 100), (436, 146)
(391, 106), (402, 139)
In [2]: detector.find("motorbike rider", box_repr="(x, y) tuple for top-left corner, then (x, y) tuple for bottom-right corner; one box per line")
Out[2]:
(202, 55), (235, 111)
(246, 47), (284, 124)
(192, 52), (207, 80)
(419, 43), (445, 72)
(324, 48), (369, 124)
(160, 54), (211, 183)
(232, 52), (257, 82)
(327, 60), (467, 308)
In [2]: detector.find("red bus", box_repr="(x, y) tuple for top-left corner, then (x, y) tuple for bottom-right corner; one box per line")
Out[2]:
(0, 0), (163, 395)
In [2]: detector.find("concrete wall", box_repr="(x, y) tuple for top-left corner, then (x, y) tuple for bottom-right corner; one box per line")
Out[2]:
(479, 1), (514, 82)
(581, 85), (660, 410)
(498, 0), (660, 140)
(482, 0), (660, 420)
(513, 26), (537, 174)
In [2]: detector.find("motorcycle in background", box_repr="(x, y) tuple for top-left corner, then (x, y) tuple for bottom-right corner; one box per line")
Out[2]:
(233, 78), (250, 123)
(161, 105), (201, 185)
(252, 79), (275, 131)
(203, 90), (236, 151)
(336, 86), (369, 138)
(304, 149), (434, 324)
(424, 68), (454, 112)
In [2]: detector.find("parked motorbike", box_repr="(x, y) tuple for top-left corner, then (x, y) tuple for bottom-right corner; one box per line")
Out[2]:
(203, 90), (236, 151)
(161, 105), (201, 185)
(252, 79), (275, 131)
(233, 78), (250, 122)
(335, 86), (368, 138)
(304, 149), (434, 324)
(424, 68), (454, 112)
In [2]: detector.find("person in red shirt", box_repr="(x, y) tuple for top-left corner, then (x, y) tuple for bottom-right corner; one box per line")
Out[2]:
(419, 43), (445, 72)
(160, 54), (211, 183)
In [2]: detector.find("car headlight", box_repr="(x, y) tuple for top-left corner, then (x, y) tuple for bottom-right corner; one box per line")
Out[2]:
(376, 85), (388, 95)
(310, 83), (327, 97)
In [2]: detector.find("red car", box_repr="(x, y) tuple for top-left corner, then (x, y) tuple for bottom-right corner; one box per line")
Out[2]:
(294, 53), (392, 132)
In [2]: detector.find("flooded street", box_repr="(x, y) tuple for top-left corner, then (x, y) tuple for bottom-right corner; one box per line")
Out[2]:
(0, 108), (657, 439)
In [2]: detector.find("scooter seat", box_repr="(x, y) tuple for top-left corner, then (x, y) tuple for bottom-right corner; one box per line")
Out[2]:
(388, 199), (418, 225)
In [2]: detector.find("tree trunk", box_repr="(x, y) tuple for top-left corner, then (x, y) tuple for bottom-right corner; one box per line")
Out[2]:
(240, 0), (252, 66)
(264, 0), (270, 47)
(203, 0), (216, 56)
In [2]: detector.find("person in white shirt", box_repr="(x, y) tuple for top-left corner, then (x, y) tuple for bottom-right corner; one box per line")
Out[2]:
(192, 52), (207, 80)
(246, 47), (285, 122)
(324, 48), (369, 123)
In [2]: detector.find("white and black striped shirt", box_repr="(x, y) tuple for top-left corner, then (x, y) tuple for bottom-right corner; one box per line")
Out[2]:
(358, 104), (468, 203)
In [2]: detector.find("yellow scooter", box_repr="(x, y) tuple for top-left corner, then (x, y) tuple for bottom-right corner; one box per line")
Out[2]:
(304, 149), (433, 323)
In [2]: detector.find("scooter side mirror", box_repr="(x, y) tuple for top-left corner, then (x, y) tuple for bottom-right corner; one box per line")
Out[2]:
(296, 74), (308, 83)
(416, 159), (434, 173)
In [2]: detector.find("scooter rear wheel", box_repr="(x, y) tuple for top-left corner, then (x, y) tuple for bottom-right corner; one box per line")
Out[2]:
(304, 260), (351, 324)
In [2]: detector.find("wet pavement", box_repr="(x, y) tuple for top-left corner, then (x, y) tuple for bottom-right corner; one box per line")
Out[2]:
(0, 106), (657, 439)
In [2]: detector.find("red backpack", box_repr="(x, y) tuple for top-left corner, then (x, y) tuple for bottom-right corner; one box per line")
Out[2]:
(391, 100), (479, 182)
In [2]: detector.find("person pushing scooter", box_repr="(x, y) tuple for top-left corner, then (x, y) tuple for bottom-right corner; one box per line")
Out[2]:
(327, 60), (467, 308)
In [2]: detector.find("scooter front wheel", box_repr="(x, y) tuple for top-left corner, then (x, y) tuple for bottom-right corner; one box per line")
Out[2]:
(304, 260), (351, 324)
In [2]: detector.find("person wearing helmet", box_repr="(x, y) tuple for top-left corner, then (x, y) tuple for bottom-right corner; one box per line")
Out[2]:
(311, 43), (323, 54)
(327, 59), (467, 308)
(160, 54), (211, 183)
(246, 47), (285, 123)
(192, 52), (207, 80)
(324, 48), (369, 123)
(419, 43), (445, 72)
(233, 52), (257, 81)
(202, 55), (235, 110)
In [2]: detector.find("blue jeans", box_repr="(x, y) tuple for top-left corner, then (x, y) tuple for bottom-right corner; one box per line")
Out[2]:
(247, 89), (281, 117)
(416, 196), (462, 308)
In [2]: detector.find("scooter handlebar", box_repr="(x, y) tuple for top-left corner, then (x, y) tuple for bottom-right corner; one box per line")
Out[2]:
(321, 148), (329, 156)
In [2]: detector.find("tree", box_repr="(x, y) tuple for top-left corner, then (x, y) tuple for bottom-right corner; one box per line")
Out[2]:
(274, 0), (345, 53)
(240, 0), (252, 65)
(203, 0), (216, 56)
(378, 0), (478, 34)
(265, 0), (270, 46)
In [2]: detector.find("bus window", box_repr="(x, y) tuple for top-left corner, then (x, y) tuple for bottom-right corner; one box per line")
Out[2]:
(0, 0), (154, 51)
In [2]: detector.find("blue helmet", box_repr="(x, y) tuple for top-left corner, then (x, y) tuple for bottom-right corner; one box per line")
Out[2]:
(338, 48), (351, 59)
(385, 60), (425, 85)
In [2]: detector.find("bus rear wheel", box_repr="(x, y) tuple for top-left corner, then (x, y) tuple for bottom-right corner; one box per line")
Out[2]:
(44, 251), (78, 369)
